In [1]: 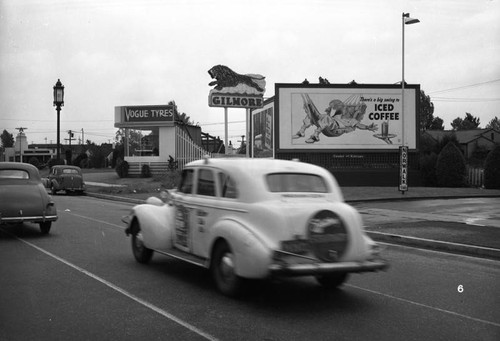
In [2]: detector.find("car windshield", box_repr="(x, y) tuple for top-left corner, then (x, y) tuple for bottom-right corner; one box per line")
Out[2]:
(0, 169), (30, 180)
(266, 173), (328, 193)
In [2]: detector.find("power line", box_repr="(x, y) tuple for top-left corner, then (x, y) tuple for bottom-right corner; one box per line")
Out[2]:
(432, 97), (500, 102)
(428, 79), (500, 95)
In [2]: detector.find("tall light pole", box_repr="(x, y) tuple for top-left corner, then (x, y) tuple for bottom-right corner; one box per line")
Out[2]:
(53, 79), (65, 161)
(401, 12), (419, 146)
(400, 13), (419, 194)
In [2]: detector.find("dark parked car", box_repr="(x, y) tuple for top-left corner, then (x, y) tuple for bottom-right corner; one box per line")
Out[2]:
(48, 165), (86, 195)
(0, 162), (58, 234)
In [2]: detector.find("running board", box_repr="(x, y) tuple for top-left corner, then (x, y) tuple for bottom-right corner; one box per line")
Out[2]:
(154, 248), (209, 268)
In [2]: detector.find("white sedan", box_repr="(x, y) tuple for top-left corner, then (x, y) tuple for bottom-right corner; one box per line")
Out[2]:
(123, 158), (388, 296)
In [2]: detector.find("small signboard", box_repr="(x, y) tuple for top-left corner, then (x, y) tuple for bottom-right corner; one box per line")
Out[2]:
(399, 146), (408, 193)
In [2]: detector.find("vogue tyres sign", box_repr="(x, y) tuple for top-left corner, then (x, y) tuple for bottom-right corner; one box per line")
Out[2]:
(124, 105), (174, 122)
(115, 105), (174, 126)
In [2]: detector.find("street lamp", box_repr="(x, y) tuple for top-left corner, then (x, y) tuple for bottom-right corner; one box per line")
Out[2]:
(400, 13), (419, 194)
(53, 79), (64, 161)
(401, 13), (419, 146)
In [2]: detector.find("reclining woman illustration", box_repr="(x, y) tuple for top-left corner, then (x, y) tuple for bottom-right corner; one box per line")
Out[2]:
(293, 94), (378, 143)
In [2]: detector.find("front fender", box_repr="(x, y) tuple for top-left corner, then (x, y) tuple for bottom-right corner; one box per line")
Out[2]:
(131, 203), (174, 251)
(50, 179), (60, 190)
(211, 220), (273, 279)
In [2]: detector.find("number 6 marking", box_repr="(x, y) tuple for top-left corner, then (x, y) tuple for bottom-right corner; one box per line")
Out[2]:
(458, 285), (464, 293)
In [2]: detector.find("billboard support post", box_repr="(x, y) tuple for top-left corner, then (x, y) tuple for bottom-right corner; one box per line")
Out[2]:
(224, 107), (228, 154)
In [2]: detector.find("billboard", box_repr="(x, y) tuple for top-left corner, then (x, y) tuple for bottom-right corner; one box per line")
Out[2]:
(207, 65), (266, 109)
(276, 84), (419, 151)
(114, 105), (175, 128)
(251, 99), (274, 158)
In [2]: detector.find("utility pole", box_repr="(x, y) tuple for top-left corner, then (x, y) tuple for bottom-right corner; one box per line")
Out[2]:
(65, 130), (76, 164)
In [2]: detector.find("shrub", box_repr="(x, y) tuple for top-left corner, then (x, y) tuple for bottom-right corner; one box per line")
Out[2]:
(47, 158), (65, 168)
(484, 145), (500, 189)
(28, 157), (40, 169)
(419, 152), (438, 186)
(436, 141), (466, 187)
(115, 159), (129, 178)
(73, 153), (88, 168)
(141, 164), (151, 178)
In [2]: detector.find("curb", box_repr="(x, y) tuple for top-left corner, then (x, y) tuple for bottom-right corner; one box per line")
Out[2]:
(366, 231), (500, 260)
(346, 194), (500, 204)
(86, 192), (145, 205)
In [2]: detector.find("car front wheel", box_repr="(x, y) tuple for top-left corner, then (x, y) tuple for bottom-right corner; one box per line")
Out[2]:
(131, 220), (154, 264)
(211, 241), (243, 297)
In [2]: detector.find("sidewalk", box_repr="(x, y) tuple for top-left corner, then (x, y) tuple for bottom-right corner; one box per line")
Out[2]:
(85, 183), (500, 260)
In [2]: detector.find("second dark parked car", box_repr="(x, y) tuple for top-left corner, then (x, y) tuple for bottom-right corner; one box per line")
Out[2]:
(48, 165), (86, 195)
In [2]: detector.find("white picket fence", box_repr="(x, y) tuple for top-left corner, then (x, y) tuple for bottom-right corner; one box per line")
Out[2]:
(175, 126), (212, 169)
(467, 166), (484, 187)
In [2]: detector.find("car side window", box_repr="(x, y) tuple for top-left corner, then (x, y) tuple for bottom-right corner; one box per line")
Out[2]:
(218, 172), (238, 199)
(178, 169), (194, 194)
(196, 169), (215, 197)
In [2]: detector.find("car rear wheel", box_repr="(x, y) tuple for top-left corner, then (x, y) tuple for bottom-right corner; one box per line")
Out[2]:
(211, 241), (243, 297)
(131, 220), (153, 264)
(40, 222), (51, 234)
(316, 273), (349, 289)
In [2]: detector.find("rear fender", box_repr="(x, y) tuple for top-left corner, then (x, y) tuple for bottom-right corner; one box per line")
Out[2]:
(211, 220), (272, 279)
(132, 203), (174, 251)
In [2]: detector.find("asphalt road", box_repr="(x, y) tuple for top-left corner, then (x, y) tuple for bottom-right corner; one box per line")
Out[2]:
(1, 196), (499, 341)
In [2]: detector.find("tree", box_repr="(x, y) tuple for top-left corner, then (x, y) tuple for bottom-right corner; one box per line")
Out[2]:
(484, 145), (500, 189)
(168, 100), (195, 125)
(436, 141), (467, 187)
(486, 116), (500, 130)
(429, 117), (444, 130)
(1, 129), (14, 148)
(419, 90), (436, 132)
(451, 112), (480, 130)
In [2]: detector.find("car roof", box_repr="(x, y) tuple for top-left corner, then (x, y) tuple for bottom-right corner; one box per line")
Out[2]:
(0, 162), (41, 180)
(185, 158), (343, 202)
(52, 165), (82, 170)
(187, 158), (329, 176)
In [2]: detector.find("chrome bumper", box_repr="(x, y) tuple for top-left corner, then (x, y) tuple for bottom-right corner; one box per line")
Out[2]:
(0, 215), (58, 224)
(269, 259), (389, 276)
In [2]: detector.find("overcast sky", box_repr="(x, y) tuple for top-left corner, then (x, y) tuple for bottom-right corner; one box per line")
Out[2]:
(1, 0), (499, 146)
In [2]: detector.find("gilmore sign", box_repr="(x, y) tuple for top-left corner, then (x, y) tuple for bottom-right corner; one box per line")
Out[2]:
(209, 93), (264, 109)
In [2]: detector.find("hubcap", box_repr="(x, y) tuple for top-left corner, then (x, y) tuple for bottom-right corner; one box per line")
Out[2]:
(220, 253), (235, 280)
(134, 232), (144, 251)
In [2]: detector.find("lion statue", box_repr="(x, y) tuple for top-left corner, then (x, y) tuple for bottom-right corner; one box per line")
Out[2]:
(208, 65), (266, 93)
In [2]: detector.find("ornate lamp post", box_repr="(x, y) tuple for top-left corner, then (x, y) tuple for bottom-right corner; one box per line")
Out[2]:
(53, 79), (64, 161)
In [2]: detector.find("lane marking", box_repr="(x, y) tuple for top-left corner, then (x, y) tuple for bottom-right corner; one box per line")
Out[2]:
(5, 230), (219, 341)
(62, 211), (126, 230)
(346, 284), (500, 328)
